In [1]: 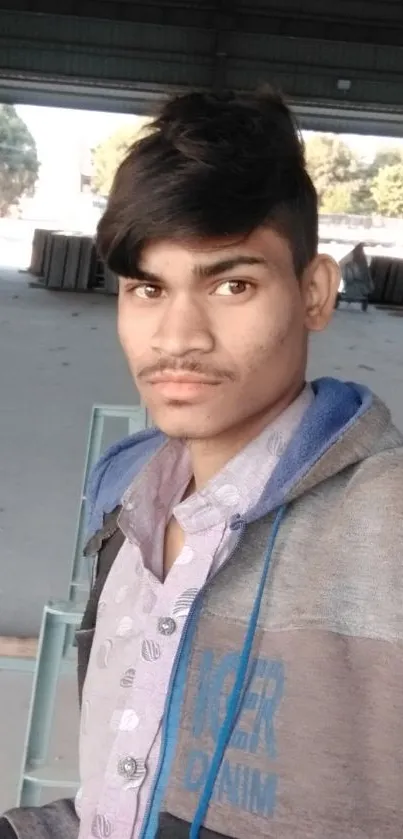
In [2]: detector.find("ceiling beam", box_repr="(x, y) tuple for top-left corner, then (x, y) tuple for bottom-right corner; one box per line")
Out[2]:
(0, 0), (402, 46)
(3, 72), (403, 138)
(2, 7), (403, 118)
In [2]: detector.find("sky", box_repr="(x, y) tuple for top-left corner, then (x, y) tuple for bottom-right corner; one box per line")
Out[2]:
(16, 103), (403, 170)
(15, 104), (144, 165)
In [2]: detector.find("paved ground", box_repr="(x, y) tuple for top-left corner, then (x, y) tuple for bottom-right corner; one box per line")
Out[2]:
(0, 268), (136, 637)
(0, 264), (403, 811)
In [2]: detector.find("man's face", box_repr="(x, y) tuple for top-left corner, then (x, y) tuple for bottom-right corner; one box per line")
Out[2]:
(118, 228), (337, 440)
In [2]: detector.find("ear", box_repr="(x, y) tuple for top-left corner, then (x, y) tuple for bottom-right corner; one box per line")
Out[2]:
(301, 254), (340, 332)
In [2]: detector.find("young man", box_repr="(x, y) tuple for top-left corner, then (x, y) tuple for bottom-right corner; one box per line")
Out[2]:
(2, 89), (403, 839)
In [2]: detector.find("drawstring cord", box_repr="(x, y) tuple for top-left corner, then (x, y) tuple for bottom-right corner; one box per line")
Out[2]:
(189, 504), (287, 838)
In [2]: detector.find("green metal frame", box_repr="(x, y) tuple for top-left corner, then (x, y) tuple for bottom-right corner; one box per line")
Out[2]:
(17, 601), (83, 806)
(69, 404), (149, 601)
(17, 403), (148, 806)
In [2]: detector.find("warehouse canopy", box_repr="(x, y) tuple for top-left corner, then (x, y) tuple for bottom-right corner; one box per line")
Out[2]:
(1, 0), (403, 135)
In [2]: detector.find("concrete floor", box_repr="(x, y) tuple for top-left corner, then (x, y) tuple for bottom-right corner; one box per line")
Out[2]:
(1, 266), (403, 811)
(0, 268), (136, 637)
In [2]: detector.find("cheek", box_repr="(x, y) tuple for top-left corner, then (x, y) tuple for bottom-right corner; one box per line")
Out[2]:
(117, 303), (144, 358)
(117, 315), (143, 376)
(117, 296), (128, 342)
(117, 312), (131, 355)
(231, 294), (303, 376)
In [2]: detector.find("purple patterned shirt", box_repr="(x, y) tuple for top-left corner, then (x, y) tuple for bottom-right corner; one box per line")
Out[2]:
(77, 385), (313, 839)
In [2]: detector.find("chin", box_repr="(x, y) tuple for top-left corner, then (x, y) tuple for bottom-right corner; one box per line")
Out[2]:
(155, 420), (217, 440)
(149, 404), (224, 440)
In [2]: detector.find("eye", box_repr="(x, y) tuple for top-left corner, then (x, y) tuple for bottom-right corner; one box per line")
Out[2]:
(214, 280), (251, 296)
(131, 284), (164, 300)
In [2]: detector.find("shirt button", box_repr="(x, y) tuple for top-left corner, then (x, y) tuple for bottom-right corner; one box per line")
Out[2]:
(158, 616), (177, 636)
(117, 756), (138, 780)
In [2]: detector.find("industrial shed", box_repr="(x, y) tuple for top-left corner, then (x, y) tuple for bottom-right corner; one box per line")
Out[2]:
(0, 0), (403, 135)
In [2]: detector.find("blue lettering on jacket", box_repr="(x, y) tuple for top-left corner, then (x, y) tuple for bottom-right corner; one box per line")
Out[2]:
(182, 651), (285, 818)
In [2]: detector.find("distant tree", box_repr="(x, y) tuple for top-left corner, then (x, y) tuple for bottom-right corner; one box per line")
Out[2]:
(91, 121), (149, 197)
(348, 177), (377, 215)
(321, 183), (355, 214)
(371, 147), (403, 173)
(350, 147), (403, 214)
(304, 134), (360, 211)
(371, 162), (403, 217)
(0, 104), (39, 217)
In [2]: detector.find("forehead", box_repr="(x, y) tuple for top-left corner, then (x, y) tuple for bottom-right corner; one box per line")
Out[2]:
(139, 228), (295, 276)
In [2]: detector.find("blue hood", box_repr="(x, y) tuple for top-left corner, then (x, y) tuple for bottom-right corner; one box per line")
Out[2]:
(85, 377), (374, 539)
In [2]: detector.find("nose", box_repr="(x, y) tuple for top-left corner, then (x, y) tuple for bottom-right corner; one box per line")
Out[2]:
(151, 294), (214, 357)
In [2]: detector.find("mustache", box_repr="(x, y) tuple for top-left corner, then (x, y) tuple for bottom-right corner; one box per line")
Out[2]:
(138, 358), (236, 381)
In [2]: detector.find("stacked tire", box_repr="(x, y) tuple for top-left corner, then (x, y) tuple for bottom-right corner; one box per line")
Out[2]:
(370, 257), (403, 306)
(28, 229), (119, 294)
(29, 228), (56, 278)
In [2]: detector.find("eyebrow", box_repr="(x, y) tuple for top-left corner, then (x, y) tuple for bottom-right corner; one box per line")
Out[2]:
(194, 256), (268, 279)
(134, 255), (269, 285)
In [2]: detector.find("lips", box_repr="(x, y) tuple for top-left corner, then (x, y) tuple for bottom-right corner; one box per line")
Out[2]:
(145, 373), (221, 402)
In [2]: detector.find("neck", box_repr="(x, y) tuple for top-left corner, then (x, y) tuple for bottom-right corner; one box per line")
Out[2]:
(188, 381), (306, 490)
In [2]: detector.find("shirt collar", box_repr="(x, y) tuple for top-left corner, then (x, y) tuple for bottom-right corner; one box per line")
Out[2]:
(174, 384), (313, 533)
(121, 384), (313, 539)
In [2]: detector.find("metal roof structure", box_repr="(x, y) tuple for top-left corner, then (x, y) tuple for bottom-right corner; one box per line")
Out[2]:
(1, 0), (403, 133)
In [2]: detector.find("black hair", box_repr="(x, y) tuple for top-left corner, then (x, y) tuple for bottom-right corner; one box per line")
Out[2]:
(96, 87), (318, 278)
